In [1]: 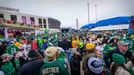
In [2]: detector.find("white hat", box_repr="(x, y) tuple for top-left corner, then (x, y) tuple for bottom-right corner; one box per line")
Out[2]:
(1, 53), (13, 59)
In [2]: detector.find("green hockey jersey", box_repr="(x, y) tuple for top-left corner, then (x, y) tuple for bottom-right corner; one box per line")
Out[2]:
(1, 61), (16, 75)
(40, 59), (69, 75)
(6, 45), (18, 55)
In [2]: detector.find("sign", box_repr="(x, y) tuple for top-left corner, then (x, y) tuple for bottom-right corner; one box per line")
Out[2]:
(128, 16), (134, 33)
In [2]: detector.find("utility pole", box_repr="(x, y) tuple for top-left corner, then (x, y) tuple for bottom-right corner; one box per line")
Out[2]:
(95, 4), (98, 22)
(76, 19), (78, 30)
(87, 3), (90, 23)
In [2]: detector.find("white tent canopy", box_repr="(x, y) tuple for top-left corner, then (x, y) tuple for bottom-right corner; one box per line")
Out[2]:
(89, 24), (129, 31)
(49, 29), (60, 33)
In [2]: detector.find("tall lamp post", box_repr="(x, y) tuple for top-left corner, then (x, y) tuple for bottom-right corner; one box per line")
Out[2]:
(76, 19), (79, 30)
(87, 2), (90, 23)
(95, 4), (98, 22)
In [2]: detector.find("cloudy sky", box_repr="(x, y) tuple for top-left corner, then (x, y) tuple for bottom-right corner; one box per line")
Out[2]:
(0, 0), (134, 29)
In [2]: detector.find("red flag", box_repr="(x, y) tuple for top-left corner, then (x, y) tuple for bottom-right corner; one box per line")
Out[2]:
(0, 18), (3, 24)
(130, 20), (134, 29)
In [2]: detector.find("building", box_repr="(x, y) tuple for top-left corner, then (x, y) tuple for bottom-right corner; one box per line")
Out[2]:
(60, 27), (72, 32)
(0, 7), (61, 38)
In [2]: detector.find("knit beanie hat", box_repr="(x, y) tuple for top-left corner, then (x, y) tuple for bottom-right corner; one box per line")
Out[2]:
(88, 57), (103, 74)
(86, 43), (95, 52)
(112, 53), (125, 65)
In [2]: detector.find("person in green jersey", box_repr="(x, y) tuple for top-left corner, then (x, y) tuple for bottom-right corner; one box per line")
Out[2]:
(56, 47), (71, 74)
(6, 41), (18, 55)
(37, 38), (44, 50)
(126, 53), (134, 75)
(40, 47), (70, 75)
(126, 34), (134, 52)
(1, 53), (16, 75)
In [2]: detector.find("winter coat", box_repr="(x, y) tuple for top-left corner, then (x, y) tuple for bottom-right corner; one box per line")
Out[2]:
(70, 54), (82, 75)
(82, 53), (96, 75)
(126, 61), (134, 75)
(31, 40), (38, 50)
(104, 49), (132, 68)
(40, 59), (69, 75)
(0, 45), (6, 56)
(6, 45), (18, 55)
(1, 61), (16, 75)
(72, 40), (79, 49)
(115, 66), (131, 75)
(58, 40), (63, 48)
(17, 59), (44, 75)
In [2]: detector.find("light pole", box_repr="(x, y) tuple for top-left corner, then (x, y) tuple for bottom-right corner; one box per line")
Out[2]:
(87, 2), (90, 23)
(95, 4), (98, 22)
(76, 19), (79, 30)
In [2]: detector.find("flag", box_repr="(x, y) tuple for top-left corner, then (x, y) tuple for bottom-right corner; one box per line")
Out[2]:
(44, 28), (49, 37)
(128, 16), (134, 33)
(0, 18), (3, 24)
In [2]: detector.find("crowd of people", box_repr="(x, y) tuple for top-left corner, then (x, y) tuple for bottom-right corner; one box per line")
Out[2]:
(0, 29), (134, 75)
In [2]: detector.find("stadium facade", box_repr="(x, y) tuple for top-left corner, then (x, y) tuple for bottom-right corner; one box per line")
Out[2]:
(0, 7), (61, 38)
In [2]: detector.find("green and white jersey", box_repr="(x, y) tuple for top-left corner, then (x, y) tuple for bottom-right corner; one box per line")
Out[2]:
(40, 59), (69, 75)
(6, 44), (18, 55)
(125, 39), (134, 52)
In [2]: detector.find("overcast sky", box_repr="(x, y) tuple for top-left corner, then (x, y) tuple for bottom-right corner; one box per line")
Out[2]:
(0, 0), (134, 29)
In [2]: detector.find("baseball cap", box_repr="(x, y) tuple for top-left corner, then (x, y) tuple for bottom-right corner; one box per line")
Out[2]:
(117, 40), (129, 46)
(1, 53), (13, 60)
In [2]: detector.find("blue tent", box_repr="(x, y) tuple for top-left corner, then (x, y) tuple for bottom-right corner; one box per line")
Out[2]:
(81, 25), (88, 28)
(81, 16), (131, 29)
(81, 23), (96, 28)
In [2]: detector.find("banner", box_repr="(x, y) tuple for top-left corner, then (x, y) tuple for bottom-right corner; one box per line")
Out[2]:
(128, 16), (134, 33)
(0, 18), (3, 24)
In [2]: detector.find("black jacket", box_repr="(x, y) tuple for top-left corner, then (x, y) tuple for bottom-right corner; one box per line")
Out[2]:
(0, 45), (6, 69)
(104, 49), (132, 68)
(0, 45), (6, 56)
(70, 54), (82, 75)
(58, 40), (63, 48)
(62, 39), (72, 51)
(17, 59), (44, 75)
